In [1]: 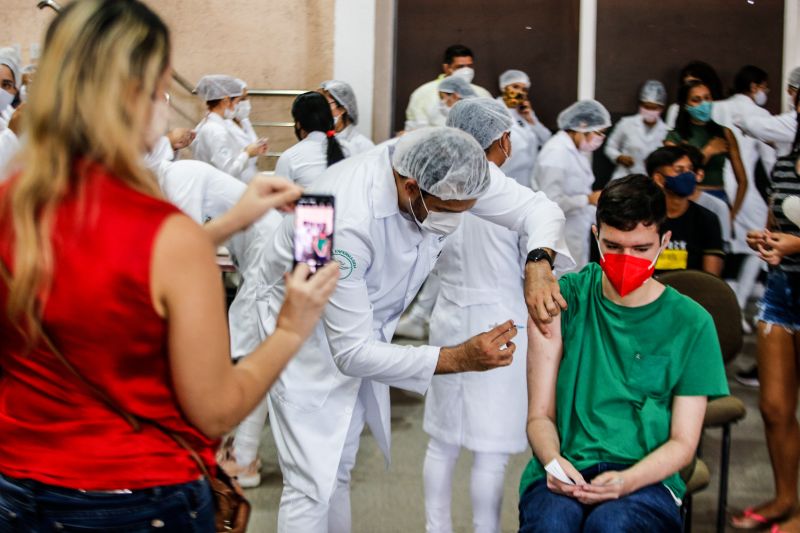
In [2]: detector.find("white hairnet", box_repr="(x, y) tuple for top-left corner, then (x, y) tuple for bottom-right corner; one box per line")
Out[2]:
(193, 75), (244, 102)
(0, 47), (22, 90)
(391, 127), (490, 201)
(639, 80), (667, 105)
(437, 76), (477, 98)
(22, 64), (37, 75)
(499, 69), (530, 90)
(789, 66), (800, 89)
(321, 80), (359, 125)
(234, 78), (248, 92)
(446, 97), (513, 150)
(557, 99), (612, 132)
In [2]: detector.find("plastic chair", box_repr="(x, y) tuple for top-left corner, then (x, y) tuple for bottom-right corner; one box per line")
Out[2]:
(658, 270), (746, 533)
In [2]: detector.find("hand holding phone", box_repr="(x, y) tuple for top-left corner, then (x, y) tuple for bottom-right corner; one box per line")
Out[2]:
(293, 194), (335, 274)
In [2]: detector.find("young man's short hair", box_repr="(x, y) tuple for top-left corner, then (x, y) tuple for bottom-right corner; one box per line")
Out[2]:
(645, 145), (691, 177)
(597, 174), (667, 235)
(443, 44), (474, 65)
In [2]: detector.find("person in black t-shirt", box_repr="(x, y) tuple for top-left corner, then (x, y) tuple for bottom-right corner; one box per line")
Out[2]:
(646, 146), (725, 275)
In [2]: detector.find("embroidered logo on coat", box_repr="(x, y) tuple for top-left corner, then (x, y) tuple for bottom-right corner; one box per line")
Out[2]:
(333, 249), (356, 280)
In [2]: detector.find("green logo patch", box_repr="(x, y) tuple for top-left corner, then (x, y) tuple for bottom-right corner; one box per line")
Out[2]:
(333, 249), (357, 280)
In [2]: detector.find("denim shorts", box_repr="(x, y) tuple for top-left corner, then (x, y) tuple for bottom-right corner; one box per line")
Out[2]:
(0, 473), (214, 532)
(757, 269), (800, 332)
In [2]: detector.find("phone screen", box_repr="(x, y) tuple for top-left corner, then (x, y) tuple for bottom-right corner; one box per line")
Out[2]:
(293, 195), (335, 274)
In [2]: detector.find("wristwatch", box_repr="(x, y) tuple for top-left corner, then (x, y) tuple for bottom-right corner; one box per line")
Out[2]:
(526, 248), (554, 270)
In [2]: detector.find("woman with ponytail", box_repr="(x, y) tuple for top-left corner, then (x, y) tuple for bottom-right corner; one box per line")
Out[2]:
(275, 91), (350, 188)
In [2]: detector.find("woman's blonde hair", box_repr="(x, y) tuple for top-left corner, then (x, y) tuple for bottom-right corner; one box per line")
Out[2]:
(2, 0), (170, 340)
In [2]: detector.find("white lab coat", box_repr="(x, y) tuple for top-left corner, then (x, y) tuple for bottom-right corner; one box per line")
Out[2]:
(191, 112), (257, 183)
(337, 124), (375, 156)
(694, 192), (732, 249)
(0, 128), (20, 180)
(604, 114), (669, 180)
(274, 131), (351, 188)
(423, 162), (529, 454)
(145, 137), (280, 359)
(404, 77), (493, 131)
(259, 145), (572, 503)
(740, 110), (797, 157)
(713, 94), (775, 254)
(499, 98), (553, 188)
(665, 102), (679, 129)
(533, 130), (596, 270)
(226, 117), (259, 183)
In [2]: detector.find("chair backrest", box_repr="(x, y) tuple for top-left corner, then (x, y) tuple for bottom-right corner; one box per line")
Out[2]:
(657, 270), (743, 364)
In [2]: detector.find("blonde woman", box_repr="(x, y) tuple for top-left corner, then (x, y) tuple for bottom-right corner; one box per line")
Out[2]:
(0, 1), (338, 531)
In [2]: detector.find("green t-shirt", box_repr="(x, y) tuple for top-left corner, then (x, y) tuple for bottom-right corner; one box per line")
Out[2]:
(666, 125), (727, 188)
(519, 263), (729, 501)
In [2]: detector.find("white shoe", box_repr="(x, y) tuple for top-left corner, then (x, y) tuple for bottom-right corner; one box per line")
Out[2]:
(394, 314), (428, 340)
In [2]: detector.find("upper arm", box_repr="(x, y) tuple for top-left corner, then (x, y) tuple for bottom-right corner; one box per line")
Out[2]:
(274, 152), (292, 181)
(151, 214), (233, 430)
(669, 395), (707, 448)
(527, 313), (563, 422)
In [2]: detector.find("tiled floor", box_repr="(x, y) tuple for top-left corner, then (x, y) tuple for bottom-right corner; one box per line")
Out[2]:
(243, 332), (792, 532)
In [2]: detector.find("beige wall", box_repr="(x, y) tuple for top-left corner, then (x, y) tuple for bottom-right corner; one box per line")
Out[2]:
(2, 0), (335, 167)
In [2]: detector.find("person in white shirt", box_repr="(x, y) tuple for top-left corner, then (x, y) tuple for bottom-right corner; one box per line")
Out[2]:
(191, 74), (268, 183)
(320, 80), (375, 156)
(605, 80), (669, 180)
(425, 76), (477, 128)
(225, 78), (260, 181)
(423, 98), (535, 533)
(497, 69), (552, 188)
(274, 91), (348, 189)
(0, 47), (22, 132)
(739, 66), (800, 157)
(404, 44), (492, 131)
(534, 100), (612, 271)
(257, 127), (572, 532)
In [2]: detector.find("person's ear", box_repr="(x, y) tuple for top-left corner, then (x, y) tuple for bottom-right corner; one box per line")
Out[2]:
(661, 230), (672, 249)
(652, 171), (666, 187)
(695, 169), (705, 183)
(442, 63), (451, 75)
(591, 224), (599, 240)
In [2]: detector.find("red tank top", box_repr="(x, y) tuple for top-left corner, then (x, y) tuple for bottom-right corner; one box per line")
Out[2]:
(0, 162), (217, 490)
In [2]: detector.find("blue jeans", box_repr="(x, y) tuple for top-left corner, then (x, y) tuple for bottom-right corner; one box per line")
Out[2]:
(0, 473), (214, 532)
(757, 269), (800, 331)
(518, 462), (682, 533)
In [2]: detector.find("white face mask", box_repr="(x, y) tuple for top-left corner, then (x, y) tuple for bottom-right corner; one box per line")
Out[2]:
(451, 66), (475, 84)
(144, 99), (170, 152)
(408, 193), (462, 237)
(754, 90), (768, 107)
(223, 106), (235, 120)
(0, 89), (13, 113)
(578, 133), (604, 153)
(234, 100), (251, 121)
(437, 99), (451, 118)
(639, 106), (661, 124)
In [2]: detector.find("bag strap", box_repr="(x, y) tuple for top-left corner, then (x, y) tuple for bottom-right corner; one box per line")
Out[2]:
(0, 259), (213, 480)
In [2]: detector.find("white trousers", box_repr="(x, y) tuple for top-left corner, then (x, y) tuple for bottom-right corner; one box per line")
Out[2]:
(423, 437), (510, 533)
(276, 394), (366, 533)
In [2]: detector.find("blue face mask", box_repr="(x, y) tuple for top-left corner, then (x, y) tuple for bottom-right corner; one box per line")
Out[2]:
(685, 101), (712, 123)
(663, 170), (697, 197)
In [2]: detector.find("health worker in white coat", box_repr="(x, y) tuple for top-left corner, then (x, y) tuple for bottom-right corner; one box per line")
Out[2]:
(258, 127), (573, 533)
(320, 80), (375, 156)
(425, 76), (477, 129)
(713, 66), (776, 316)
(225, 78), (260, 180)
(274, 91), (349, 189)
(0, 47), (21, 132)
(739, 66), (800, 157)
(423, 98), (533, 533)
(497, 69), (552, 188)
(604, 80), (669, 180)
(191, 75), (268, 183)
(533, 100), (611, 271)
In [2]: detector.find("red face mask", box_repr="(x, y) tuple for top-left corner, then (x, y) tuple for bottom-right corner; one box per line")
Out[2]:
(596, 235), (664, 297)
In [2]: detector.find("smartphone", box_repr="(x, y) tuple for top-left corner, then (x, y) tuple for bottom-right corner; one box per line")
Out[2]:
(293, 194), (335, 274)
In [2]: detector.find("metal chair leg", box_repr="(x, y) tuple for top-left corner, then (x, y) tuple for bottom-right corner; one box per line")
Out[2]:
(717, 424), (732, 533)
(683, 492), (693, 533)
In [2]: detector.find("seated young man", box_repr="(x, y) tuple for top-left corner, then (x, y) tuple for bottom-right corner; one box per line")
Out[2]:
(646, 145), (725, 276)
(519, 175), (729, 533)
